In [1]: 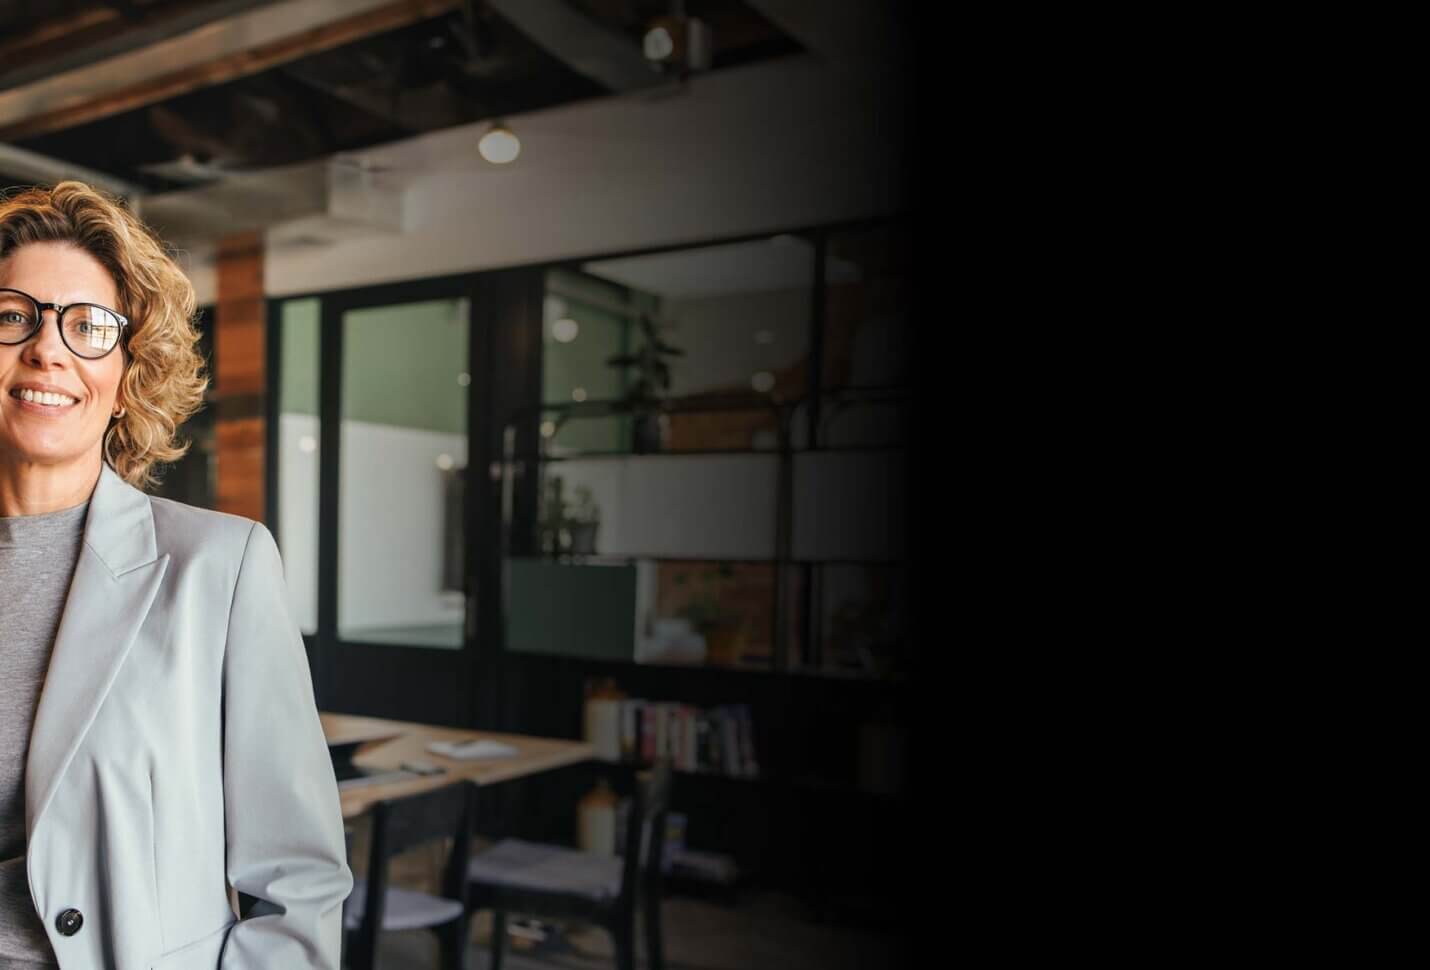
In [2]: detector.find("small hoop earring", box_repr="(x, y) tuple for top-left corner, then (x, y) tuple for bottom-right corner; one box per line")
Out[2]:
(112, 406), (127, 419)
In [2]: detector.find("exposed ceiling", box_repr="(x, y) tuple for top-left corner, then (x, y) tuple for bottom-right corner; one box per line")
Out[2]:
(0, 0), (803, 193)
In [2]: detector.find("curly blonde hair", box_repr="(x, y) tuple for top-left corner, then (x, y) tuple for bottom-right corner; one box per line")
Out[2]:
(0, 180), (208, 490)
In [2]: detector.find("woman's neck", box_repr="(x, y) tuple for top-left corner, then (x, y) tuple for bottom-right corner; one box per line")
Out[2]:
(0, 453), (102, 517)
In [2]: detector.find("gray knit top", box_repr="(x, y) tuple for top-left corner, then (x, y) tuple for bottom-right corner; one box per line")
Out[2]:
(0, 499), (89, 968)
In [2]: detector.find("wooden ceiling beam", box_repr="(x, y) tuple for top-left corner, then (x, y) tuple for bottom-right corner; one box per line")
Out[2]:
(0, 7), (124, 66)
(0, 0), (460, 142)
(1, 2), (287, 92)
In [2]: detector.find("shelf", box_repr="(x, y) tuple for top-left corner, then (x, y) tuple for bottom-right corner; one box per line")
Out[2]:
(507, 553), (902, 566)
(584, 763), (907, 800)
(536, 444), (907, 461)
(592, 758), (767, 783)
(782, 666), (907, 683)
(542, 447), (783, 460)
(532, 395), (785, 416)
(528, 385), (911, 419)
(559, 655), (905, 684)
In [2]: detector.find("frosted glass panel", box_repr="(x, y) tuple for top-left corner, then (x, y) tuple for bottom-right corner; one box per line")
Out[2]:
(338, 298), (469, 648)
(541, 455), (778, 560)
(277, 298), (320, 635)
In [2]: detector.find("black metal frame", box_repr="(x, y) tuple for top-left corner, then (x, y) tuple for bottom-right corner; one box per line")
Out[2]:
(265, 272), (482, 720)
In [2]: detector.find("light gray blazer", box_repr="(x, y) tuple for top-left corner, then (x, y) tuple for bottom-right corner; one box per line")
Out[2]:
(24, 463), (352, 969)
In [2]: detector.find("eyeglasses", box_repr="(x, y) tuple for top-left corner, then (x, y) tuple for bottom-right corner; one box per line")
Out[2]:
(0, 287), (128, 360)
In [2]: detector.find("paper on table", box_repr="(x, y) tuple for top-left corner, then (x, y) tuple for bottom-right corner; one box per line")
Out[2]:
(427, 739), (519, 760)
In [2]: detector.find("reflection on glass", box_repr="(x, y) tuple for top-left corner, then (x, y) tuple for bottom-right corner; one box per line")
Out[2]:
(823, 223), (910, 390)
(517, 236), (815, 669)
(338, 298), (469, 649)
(534, 454), (779, 561)
(277, 298), (320, 634)
(819, 392), (907, 449)
(506, 555), (779, 670)
(543, 269), (628, 454)
(815, 564), (906, 679)
(542, 236), (813, 456)
(652, 560), (775, 670)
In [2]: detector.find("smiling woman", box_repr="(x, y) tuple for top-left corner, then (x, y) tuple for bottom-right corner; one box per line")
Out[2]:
(0, 244), (128, 508)
(0, 183), (206, 504)
(0, 182), (350, 970)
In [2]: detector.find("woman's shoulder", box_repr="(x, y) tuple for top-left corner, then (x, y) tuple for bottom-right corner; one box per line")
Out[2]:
(146, 494), (272, 562)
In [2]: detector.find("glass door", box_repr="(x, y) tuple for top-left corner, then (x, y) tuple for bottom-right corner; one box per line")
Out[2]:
(336, 296), (470, 649)
(276, 276), (481, 725)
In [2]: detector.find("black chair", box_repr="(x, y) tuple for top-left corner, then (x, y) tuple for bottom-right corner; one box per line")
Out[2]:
(344, 781), (477, 970)
(466, 760), (673, 970)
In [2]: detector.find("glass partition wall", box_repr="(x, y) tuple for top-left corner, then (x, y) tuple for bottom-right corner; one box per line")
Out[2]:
(268, 218), (910, 719)
(270, 276), (480, 722)
(500, 223), (911, 678)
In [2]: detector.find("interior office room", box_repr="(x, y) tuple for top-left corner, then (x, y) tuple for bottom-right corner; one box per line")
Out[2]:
(1, 1), (919, 968)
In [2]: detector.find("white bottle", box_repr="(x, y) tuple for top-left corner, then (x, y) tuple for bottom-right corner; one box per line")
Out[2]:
(583, 679), (624, 762)
(577, 778), (618, 856)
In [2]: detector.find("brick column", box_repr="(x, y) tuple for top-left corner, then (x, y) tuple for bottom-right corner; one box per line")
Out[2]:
(214, 231), (265, 521)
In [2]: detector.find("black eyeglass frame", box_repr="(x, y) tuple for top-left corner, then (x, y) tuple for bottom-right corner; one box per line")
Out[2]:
(0, 287), (129, 360)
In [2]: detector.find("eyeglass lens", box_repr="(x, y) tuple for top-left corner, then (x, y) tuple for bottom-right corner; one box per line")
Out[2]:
(0, 291), (123, 358)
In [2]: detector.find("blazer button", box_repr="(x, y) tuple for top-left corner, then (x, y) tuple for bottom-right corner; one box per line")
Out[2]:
(56, 908), (83, 936)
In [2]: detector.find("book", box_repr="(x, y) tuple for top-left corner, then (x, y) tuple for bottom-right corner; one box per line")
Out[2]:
(694, 714), (709, 772)
(640, 703), (657, 762)
(719, 709), (740, 776)
(620, 699), (642, 761)
(684, 706), (699, 771)
(734, 705), (758, 777)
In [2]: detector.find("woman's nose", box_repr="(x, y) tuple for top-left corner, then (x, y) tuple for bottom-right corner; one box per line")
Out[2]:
(23, 313), (69, 368)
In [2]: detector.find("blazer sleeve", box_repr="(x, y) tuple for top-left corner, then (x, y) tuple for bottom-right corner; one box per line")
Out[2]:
(219, 521), (352, 969)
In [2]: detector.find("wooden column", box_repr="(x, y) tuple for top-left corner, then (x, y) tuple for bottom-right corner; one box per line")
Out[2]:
(214, 231), (265, 522)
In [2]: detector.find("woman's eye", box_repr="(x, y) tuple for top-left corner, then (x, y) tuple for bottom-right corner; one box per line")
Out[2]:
(76, 321), (92, 334)
(0, 311), (30, 324)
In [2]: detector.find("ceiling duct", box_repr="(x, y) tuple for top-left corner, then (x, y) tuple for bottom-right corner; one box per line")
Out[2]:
(137, 153), (404, 250)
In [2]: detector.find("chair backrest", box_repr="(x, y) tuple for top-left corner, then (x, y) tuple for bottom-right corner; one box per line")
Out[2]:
(351, 780), (476, 951)
(620, 758), (673, 906)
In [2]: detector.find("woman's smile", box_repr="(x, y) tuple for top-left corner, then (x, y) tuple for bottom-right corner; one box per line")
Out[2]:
(8, 382), (83, 414)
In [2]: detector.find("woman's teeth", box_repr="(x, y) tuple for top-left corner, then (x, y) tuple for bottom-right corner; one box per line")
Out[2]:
(14, 388), (78, 406)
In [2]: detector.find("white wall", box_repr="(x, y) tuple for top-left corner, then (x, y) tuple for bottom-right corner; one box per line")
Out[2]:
(339, 421), (466, 636)
(258, 54), (906, 297)
(276, 413), (467, 637)
(278, 413), (319, 633)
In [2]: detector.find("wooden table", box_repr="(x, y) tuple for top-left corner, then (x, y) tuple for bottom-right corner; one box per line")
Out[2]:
(321, 712), (594, 820)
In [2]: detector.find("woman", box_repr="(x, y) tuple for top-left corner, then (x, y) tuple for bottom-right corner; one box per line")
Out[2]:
(0, 182), (351, 969)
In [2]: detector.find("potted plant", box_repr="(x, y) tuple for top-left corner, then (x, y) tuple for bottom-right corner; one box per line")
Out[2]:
(606, 311), (684, 453)
(538, 474), (567, 554)
(537, 476), (602, 555)
(567, 484), (600, 554)
(673, 564), (746, 666)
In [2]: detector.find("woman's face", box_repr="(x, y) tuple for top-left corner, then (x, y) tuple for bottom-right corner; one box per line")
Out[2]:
(0, 242), (125, 476)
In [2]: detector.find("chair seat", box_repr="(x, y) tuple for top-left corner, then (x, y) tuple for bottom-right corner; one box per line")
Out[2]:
(467, 839), (624, 902)
(343, 879), (465, 932)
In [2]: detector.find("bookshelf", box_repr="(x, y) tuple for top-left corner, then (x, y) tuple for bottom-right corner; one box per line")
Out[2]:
(497, 389), (908, 681)
(487, 218), (913, 919)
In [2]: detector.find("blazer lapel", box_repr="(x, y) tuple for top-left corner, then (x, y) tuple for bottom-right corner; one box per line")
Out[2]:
(26, 463), (169, 837)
